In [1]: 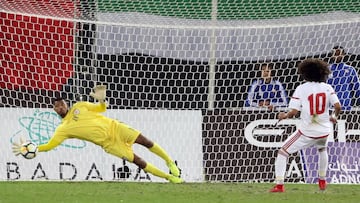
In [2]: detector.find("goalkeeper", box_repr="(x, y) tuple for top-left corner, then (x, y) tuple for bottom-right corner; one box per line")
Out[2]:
(13, 85), (183, 183)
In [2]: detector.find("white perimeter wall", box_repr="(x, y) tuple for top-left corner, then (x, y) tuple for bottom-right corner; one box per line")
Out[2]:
(0, 108), (203, 182)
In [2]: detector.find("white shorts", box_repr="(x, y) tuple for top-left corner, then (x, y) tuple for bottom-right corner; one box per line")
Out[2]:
(281, 130), (328, 155)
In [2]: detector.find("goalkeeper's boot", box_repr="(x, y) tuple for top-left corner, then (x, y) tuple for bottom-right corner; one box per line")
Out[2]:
(167, 175), (184, 184)
(167, 161), (181, 177)
(270, 184), (285, 193)
(318, 179), (327, 190)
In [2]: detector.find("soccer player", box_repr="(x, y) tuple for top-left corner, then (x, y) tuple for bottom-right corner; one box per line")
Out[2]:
(327, 46), (360, 110)
(270, 58), (341, 192)
(245, 63), (288, 111)
(12, 85), (183, 183)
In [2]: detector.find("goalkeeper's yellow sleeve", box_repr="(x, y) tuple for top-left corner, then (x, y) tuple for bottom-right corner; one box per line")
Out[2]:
(81, 101), (106, 113)
(38, 132), (67, 152)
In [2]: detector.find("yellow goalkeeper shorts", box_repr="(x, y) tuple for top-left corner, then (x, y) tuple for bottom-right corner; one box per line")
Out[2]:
(104, 120), (141, 162)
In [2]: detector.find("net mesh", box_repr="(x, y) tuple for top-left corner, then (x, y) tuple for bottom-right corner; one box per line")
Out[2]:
(1, 0), (360, 183)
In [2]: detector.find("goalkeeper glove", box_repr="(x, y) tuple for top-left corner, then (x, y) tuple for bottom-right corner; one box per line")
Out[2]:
(12, 137), (26, 156)
(90, 85), (107, 102)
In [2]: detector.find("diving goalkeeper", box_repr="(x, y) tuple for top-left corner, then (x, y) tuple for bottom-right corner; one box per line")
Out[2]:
(12, 85), (183, 183)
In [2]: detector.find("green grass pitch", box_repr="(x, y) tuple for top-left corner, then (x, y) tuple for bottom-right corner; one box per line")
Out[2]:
(0, 182), (359, 203)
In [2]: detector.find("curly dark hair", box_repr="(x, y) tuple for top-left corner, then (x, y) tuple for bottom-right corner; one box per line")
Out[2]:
(298, 58), (331, 82)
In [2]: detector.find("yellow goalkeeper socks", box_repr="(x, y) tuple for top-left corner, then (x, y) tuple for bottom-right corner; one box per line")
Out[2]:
(144, 162), (170, 179)
(149, 143), (173, 164)
(149, 143), (180, 177)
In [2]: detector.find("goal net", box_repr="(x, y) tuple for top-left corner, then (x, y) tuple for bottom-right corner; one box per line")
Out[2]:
(1, 0), (360, 183)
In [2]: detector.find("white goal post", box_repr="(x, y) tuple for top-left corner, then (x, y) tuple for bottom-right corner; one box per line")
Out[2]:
(1, 0), (360, 183)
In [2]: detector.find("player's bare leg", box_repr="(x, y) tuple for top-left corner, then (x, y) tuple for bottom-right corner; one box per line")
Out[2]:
(132, 154), (183, 183)
(135, 134), (181, 177)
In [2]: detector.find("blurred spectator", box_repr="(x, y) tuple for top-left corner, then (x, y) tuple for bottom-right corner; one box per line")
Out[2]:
(245, 63), (288, 111)
(327, 46), (360, 110)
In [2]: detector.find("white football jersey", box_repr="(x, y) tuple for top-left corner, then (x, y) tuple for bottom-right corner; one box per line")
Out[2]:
(289, 82), (340, 137)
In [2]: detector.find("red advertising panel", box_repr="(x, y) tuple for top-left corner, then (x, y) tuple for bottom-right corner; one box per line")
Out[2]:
(0, 1), (76, 90)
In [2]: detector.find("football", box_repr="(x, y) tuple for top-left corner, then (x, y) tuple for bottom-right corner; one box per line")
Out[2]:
(20, 142), (38, 159)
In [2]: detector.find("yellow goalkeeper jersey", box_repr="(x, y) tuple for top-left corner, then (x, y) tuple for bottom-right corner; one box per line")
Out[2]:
(38, 101), (118, 152)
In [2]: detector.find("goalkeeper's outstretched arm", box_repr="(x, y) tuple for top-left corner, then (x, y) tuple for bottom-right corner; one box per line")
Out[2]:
(85, 101), (107, 113)
(37, 132), (66, 152)
(12, 132), (65, 156)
